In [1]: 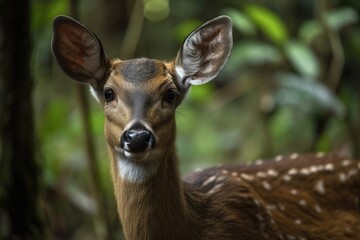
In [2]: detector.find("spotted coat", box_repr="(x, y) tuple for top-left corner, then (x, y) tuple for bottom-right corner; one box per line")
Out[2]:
(184, 154), (360, 240)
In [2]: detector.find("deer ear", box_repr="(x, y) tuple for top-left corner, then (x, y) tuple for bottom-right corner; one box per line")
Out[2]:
(174, 16), (233, 88)
(51, 15), (109, 91)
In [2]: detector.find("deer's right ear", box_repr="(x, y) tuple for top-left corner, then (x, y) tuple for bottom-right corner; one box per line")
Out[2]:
(51, 15), (109, 91)
(174, 16), (233, 89)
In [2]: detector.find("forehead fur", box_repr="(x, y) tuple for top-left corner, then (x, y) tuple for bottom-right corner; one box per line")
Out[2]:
(114, 58), (165, 83)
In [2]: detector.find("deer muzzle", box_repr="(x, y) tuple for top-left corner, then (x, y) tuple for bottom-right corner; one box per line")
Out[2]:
(120, 122), (156, 153)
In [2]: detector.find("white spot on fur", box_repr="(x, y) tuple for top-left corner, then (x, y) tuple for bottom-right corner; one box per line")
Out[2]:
(290, 153), (299, 159)
(275, 155), (283, 162)
(231, 172), (238, 177)
(278, 204), (286, 211)
(267, 169), (278, 177)
(262, 181), (272, 191)
(241, 173), (254, 181)
(253, 199), (260, 206)
(221, 169), (229, 174)
(309, 165), (318, 173)
(316, 152), (325, 158)
(266, 204), (277, 211)
(217, 175), (226, 182)
(288, 168), (298, 175)
(257, 172), (267, 178)
(314, 204), (322, 213)
(255, 159), (263, 165)
(290, 189), (298, 195)
(295, 219), (302, 225)
(314, 180), (326, 195)
(202, 175), (216, 186)
(283, 175), (291, 181)
(299, 199), (307, 207)
(324, 163), (334, 171)
(300, 168), (310, 175)
(339, 172), (347, 182)
(116, 156), (159, 183)
(342, 159), (351, 167)
(207, 183), (223, 194)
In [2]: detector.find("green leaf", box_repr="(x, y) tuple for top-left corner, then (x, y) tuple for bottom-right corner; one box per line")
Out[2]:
(144, 0), (170, 22)
(299, 7), (358, 43)
(222, 8), (256, 35)
(284, 40), (320, 79)
(227, 41), (282, 71)
(299, 20), (322, 43)
(245, 4), (288, 45)
(39, 98), (68, 139)
(269, 107), (314, 153)
(323, 7), (358, 31)
(188, 84), (215, 104)
(275, 73), (344, 116)
(32, 0), (68, 30)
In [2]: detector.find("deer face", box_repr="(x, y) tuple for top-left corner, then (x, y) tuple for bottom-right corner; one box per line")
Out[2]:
(101, 58), (183, 163)
(52, 15), (232, 182)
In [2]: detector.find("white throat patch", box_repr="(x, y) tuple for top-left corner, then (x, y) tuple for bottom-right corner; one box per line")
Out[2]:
(116, 156), (159, 183)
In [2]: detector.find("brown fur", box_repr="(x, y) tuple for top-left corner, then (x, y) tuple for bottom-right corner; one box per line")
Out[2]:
(52, 15), (360, 240)
(92, 60), (360, 240)
(109, 137), (360, 239)
(183, 154), (360, 240)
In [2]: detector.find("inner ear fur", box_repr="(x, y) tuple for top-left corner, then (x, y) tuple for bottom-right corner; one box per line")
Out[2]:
(175, 15), (233, 87)
(51, 15), (109, 91)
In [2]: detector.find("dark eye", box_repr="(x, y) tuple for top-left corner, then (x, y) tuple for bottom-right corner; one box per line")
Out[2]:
(104, 89), (115, 102)
(164, 90), (176, 103)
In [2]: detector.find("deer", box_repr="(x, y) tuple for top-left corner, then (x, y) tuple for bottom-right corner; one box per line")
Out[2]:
(51, 15), (360, 240)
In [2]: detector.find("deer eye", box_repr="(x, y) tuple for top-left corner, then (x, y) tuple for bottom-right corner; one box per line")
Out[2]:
(164, 89), (176, 103)
(104, 89), (115, 102)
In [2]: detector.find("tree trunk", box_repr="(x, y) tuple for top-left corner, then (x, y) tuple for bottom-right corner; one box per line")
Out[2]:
(0, 0), (45, 238)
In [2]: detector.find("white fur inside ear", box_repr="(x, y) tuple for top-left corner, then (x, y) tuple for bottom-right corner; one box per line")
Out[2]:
(89, 86), (100, 102)
(175, 15), (233, 87)
(175, 65), (186, 81)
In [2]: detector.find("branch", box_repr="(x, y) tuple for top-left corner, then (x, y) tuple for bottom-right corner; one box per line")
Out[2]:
(119, 0), (144, 59)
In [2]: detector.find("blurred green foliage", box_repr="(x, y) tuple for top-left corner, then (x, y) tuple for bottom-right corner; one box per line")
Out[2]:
(31, 0), (360, 239)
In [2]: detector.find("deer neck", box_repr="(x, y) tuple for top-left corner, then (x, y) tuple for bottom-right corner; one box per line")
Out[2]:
(110, 136), (193, 240)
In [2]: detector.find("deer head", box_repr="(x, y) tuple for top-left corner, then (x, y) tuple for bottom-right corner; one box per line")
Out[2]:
(52, 15), (232, 183)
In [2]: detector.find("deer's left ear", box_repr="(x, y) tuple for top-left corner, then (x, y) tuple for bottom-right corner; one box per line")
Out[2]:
(51, 15), (109, 91)
(174, 16), (233, 88)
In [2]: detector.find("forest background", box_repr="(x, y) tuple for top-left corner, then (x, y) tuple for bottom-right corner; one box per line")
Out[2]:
(1, 0), (360, 239)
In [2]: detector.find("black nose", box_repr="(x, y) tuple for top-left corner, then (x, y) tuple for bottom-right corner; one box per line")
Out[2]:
(120, 123), (155, 152)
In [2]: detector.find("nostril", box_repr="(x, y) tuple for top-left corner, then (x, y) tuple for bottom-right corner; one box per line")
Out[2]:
(141, 131), (151, 142)
(125, 129), (150, 142)
(121, 128), (154, 153)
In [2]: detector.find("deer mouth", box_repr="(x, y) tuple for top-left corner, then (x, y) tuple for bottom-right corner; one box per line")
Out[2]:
(114, 146), (151, 162)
